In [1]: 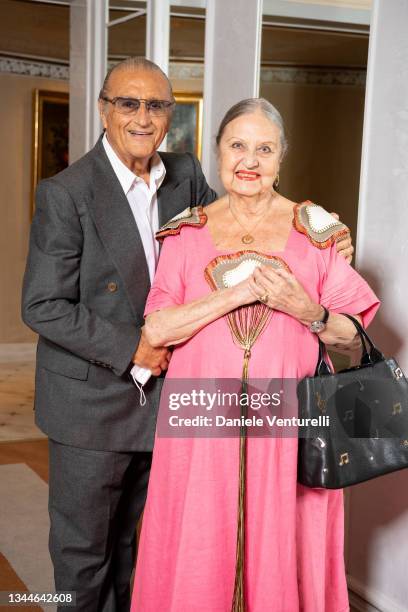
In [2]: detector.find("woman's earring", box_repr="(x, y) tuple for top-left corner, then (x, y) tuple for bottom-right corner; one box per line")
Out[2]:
(273, 173), (280, 190)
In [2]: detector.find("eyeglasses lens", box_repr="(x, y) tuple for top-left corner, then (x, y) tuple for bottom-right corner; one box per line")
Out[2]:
(115, 98), (171, 116)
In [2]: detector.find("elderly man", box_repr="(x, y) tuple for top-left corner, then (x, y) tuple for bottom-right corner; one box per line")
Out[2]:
(22, 57), (353, 611)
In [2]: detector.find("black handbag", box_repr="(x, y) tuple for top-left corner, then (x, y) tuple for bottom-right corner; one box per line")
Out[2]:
(297, 314), (408, 488)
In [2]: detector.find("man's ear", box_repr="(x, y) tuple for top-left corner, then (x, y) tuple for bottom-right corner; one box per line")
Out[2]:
(98, 99), (108, 129)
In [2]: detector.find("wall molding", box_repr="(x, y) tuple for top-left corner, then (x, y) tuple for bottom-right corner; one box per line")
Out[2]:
(347, 575), (407, 612)
(348, 588), (381, 612)
(0, 55), (366, 87)
(262, 65), (366, 86)
(0, 56), (69, 80)
(169, 62), (204, 80)
(171, 62), (367, 86)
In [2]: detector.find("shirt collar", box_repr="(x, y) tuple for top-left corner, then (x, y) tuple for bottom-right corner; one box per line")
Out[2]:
(102, 133), (166, 195)
(149, 151), (166, 191)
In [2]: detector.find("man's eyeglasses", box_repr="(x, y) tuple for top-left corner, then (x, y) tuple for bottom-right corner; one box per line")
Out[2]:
(101, 96), (175, 117)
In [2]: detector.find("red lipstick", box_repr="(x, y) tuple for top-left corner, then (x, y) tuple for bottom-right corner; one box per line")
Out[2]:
(235, 170), (260, 181)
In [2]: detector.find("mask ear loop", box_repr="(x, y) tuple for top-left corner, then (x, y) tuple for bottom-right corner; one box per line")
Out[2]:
(132, 377), (147, 406)
(130, 366), (151, 406)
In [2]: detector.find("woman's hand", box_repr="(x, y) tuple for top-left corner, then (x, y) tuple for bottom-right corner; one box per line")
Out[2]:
(230, 275), (260, 307)
(252, 266), (322, 324)
(145, 276), (259, 348)
(251, 265), (361, 347)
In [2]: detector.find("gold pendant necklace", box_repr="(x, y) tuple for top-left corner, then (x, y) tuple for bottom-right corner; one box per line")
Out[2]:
(242, 233), (255, 245)
(229, 197), (271, 244)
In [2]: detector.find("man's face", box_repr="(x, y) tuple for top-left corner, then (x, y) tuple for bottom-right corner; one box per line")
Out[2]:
(99, 68), (173, 169)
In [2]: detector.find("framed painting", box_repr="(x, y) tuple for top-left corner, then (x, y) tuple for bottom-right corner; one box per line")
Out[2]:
(167, 93), (203, 159)
(32, 89), (69, 213)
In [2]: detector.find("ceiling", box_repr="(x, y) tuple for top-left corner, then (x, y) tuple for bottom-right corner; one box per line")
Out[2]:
(2, 0), (368, 68)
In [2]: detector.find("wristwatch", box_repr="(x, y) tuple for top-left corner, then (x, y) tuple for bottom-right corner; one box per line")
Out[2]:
(309, 306), (329, 333)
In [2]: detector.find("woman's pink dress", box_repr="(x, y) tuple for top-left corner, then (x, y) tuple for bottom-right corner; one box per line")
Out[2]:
(131, 222), (380, 612)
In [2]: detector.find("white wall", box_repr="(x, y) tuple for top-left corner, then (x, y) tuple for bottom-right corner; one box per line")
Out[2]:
(347, 2), (408, 610)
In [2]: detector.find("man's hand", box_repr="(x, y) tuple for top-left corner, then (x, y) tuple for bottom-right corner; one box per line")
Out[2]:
(331, 212), (354, 263)
(329, 335), (362, 353)
(132, 327), (171, 376)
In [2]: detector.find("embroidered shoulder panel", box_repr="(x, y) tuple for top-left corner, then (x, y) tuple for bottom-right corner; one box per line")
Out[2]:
(293, 201), (349, 249)
(155, 205), (208, 240)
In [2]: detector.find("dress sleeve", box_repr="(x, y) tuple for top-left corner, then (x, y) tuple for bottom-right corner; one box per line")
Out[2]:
(319, 243), (380, 327)
(144, 232), (185, 316)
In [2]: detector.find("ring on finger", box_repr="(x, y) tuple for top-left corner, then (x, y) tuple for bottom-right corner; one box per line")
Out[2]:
(259, 292), (269, 304)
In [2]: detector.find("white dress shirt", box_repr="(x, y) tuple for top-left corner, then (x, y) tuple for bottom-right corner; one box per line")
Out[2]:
(102, 133), (166, 283)
(102, 134), (166, 398)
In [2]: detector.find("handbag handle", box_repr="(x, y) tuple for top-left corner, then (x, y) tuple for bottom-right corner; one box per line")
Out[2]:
(341, 313), (384, 364)
(314, 312), (384, 376)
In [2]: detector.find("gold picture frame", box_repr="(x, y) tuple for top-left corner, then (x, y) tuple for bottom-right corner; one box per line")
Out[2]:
(167, 92), (203, 159)
(32, 89), (69, 214)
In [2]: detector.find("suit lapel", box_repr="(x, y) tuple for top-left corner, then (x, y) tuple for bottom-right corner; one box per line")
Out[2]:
(86, 142), (193, 315)
(86, 140), (150, 318)
(157, 174), (192, 227)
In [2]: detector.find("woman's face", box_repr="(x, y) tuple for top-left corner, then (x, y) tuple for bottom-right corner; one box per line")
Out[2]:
(218, 111), (282, 198)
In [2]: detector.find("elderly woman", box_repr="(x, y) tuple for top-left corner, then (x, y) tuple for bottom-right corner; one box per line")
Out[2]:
(130, 99), (379, 612)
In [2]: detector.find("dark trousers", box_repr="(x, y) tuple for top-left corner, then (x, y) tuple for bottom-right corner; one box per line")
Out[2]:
(48, 439), (152, 612)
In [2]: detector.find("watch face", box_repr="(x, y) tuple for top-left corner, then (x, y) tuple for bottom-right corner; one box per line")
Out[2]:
(310, 321), (326, 333)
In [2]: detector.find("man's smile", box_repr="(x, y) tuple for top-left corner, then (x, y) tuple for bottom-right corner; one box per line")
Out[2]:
(128, 130), (154, 137)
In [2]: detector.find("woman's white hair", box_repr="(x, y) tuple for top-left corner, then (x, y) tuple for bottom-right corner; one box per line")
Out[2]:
(216, 97), (288, 160)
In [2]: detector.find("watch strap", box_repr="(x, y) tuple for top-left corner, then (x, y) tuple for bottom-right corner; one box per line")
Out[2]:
(320, 306), (329, 324)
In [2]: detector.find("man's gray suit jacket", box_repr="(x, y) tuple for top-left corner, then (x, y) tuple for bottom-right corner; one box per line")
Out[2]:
(22, 137), (217, 452)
